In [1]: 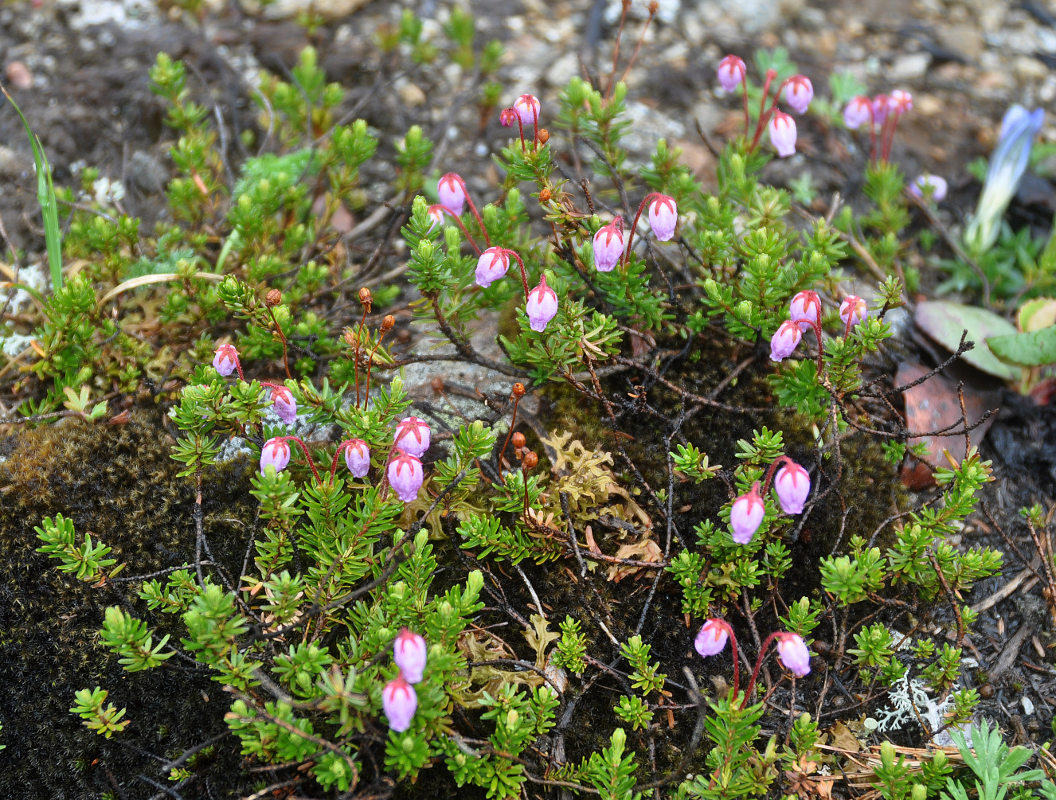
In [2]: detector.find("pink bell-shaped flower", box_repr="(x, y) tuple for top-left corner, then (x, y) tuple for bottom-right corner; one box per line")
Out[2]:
(871, 94), (891, 126)
(789, 291), (821, 331)
(382, 673), (418, 732)
(775, 632), (811, 677)
(774, 460), (810, 514)
(270, 386), (297, 425)
(783, 75), (813, 114)
(647, 195), (677, 241)
(513, 94), (540, 126)
(694, 619), (730, 658)
(843, 95), (873, 130)
(343, 438), (371, 478)
(839, 295), (868, 330)
(426, 203), (445, 232)
(387, 450), (424, 503)
(770, 320), (803, 362)
(730, 484), (765, 544)
(260, 438), (291, 475)
(475, 246), (511, 288)
(909, 174), (947, 202)
(769, 111), (797, 157)
(525, 275), (559, 332)
(499, 107), (518, 127)
(716, 55), (746, 92)
(437, 173), (466, 216)
(212, 343), (239, 377)
(889, 89), (913, 114)
(393, 628), (428, 684)
(394, 417), (431, 458)
(592, 218), (625, 272)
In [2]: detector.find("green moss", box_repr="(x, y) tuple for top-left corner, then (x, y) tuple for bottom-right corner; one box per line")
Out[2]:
(0, 412), (256, 796)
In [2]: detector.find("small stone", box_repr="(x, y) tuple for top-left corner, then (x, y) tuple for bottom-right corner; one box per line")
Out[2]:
(5, 60), (31, 89)
(888, 52), (930, 81)
(397, 81), (425, 108)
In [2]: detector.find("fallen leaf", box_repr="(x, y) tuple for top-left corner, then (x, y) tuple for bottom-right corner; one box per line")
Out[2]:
(915, 300), (1019, 380)
(606, 537), (663, 582)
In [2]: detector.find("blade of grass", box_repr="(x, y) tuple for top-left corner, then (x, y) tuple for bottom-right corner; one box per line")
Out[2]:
(2, 84), (63, 291)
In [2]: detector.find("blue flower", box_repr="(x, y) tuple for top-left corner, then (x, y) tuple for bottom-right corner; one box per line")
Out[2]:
(964, 105), (1045, 255)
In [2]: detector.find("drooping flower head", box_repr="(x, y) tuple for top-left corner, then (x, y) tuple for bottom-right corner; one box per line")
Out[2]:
(839, 295), (868, 330)
(789, 290), (821, 331)
(768, 111), (797, 157)
(387, 450), (424, 503)
(889, 89), (913, 115)
(775, 632), (811, 677)
(437, 173), (467, 216)
(525, 275), (559, 332)
(908, 174), (948, 202)
(393, 628), (428, 684)
(499, 107), (518, 128)
(843, 95), (873, 130)
(270, 386), (298, 425)
(475, 246), (511, 288)
(774, 460), (810, 514)
(694, 619), (731, 658)
(716, 55), (746, 92)
(260, 437), (291, 475)
(394, 417), (431, 458)
(426, 204), (446, 232)
(730, 484), (765, 544)
(964, 105), (1046, 254)
(513, 94), (541, 127)
(592, 218), (625, 272)
(870, 94), (891, 126)
(647, 195), (678, 241)
(212, 343), (239, 377)
(783, 75), (813, 114)
(770, 320), (803, 362)
(343, 438), (371, 478)
(382, 674), (418, 732)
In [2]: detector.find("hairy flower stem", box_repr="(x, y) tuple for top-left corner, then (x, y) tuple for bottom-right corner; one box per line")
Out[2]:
(498, 382), (526, 466)
(506, 250), (531, 301)
(265, 305), (291, 380)
(758, 455), (796, 499)
(328, 440), (353, 484)
(623, 192), (660, 269)
(616, 2), (657, 88)
(361, 315), (395, 407)
(456, 176), (491, 248)
(352, 304), (369, 407)
(741, 631), (781, 707)
(747, 71), (798, 152)
(275, 436), (323, 485)
(440, 206), (481, 255)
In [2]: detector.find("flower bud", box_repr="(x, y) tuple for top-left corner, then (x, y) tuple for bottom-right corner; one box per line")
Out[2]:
(647, 195), (677, 242)
(592, 218), (625, 272)
(393, 628), (427, 684)
(839, 295), (868, 330)
(694, 619), (730, 657)
(381, 315), (396, 332)
(499, 107), (518, 127)
(730, 484), (765, 544)
(388, 450), (424, 503)
(513, 93), (540, 126)
(426, 204), (445, 233)
(260, 437), (291, 475)
(538, 187), (552, 202)
(270, 386), (298, 425)
(537, 128), (550, 144)
(843, 95), (873, 130)
(525, 275), (559, 332)
(512, 382), (526, 398)
(394, 416), (431, 458)
(358, 286), (374, 308)
(770, 320), (803, 362)
(437, 172), (466, 216)
(522, 450), (538, 469)
(716, 55), (746, 93)
(382, 674), (418, 732)
(343, 438), (371, 478)
(774, 460), (810, 514)
(775, 632), (811, 677)
(908, 174), (947, 202)
(511, 432), (526, 449)
(475, 246), (511, 288)
(265, 289), (282, 306)
(789, 291), (821, 331)
(768, 111), (797, 157)
(212, 343), (239, 377)
(784, 75), (813, 114)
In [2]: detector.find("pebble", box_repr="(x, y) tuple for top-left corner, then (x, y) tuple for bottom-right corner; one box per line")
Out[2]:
(5, 60), (32, 89)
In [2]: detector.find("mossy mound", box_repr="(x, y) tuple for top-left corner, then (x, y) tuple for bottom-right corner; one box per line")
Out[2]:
(0, 412), (257, 797)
